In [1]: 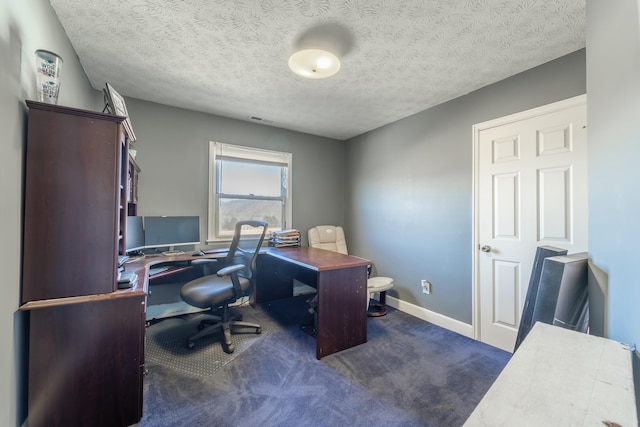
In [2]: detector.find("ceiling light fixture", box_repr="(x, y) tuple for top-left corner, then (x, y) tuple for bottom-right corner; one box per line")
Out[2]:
(288, 49), (341, 79)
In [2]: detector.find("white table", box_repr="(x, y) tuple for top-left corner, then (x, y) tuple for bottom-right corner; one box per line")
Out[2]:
(464, 322), (637, 426)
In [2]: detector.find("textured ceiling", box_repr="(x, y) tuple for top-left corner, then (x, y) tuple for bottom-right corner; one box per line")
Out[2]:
(50, 0), (585, 141)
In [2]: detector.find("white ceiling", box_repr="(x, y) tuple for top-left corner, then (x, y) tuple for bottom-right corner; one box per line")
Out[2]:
(50, 0), (585, 141)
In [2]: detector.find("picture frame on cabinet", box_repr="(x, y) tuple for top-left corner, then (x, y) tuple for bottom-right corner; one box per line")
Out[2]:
(104, 82), (137, 141)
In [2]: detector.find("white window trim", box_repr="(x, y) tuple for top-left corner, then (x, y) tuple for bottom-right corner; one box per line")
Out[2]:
(207, 141), (292, 243)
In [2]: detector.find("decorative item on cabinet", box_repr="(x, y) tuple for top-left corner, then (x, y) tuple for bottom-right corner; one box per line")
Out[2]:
(34, 49), (63, 104)
(104, 82), (137, 141)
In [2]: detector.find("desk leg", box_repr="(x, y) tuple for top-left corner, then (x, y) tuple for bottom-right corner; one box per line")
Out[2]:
(316, 265), (368, 359)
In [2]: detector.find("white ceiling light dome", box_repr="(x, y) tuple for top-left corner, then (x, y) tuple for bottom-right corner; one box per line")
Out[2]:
(288, 49), (341, 79)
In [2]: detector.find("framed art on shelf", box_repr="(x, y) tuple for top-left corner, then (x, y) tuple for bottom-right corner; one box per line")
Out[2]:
(104, 82), (137, 141)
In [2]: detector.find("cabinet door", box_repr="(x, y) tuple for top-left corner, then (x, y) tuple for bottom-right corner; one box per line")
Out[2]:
(27, 296), (145, 427)
(23, 103), (125, 302)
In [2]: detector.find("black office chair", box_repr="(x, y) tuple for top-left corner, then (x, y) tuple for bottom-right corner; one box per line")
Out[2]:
(180, 220), (268, 353)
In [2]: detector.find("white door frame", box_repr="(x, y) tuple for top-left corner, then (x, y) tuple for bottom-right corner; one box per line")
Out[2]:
(471, 94), (587, 342)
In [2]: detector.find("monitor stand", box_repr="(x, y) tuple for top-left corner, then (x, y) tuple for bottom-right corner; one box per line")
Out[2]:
(162, 245), (184, 256)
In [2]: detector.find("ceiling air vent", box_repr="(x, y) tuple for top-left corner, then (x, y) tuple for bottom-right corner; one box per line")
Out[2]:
(248, 116), (273, 124)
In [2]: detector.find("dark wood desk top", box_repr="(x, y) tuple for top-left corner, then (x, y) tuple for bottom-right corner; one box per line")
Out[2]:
(20, 247), (368, 311)
(265, 247), (370, 271)
(123, 251), (226, 286)
(20, 252), (226, 311)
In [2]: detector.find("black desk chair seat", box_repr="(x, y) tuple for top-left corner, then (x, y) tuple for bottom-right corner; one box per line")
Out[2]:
(180, 220), (267, 354)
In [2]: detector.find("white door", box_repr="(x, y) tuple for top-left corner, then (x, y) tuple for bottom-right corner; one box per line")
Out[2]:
(473, 95), (588, 352)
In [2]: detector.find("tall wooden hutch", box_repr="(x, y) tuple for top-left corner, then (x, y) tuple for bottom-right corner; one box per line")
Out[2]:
(20, 101), (145, 427)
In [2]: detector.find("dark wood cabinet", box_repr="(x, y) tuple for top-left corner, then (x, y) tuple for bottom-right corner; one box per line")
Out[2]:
(21, 101), (146, 427)
(22, 101), (128, 302)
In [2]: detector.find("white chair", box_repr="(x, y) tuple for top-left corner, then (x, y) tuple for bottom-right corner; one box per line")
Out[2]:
(308, 225), (394, 317)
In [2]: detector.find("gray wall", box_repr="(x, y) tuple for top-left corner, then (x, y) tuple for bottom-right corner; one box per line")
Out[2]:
(344, 50), (587, 324)
(124, 97), (346, 247)
(3, 1), (640, 424)
(586, 0), (640, 412)
(1, 0), (96, 425)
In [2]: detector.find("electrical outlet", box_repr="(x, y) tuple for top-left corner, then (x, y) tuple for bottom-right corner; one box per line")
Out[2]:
(421, 280), (432, 294)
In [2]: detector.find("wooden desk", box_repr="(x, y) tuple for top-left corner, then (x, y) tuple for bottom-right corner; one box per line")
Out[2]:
(19, 249), (365, 426)
(135, 248), (369, 360)
(256, 247), (370, 359)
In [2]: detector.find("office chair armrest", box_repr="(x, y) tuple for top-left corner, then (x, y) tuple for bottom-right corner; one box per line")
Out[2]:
(216, 264), (246, 298)
(216, 264), (245, 277)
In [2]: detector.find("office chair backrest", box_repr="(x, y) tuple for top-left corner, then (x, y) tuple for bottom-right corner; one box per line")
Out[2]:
(308, 225), (348, 255)
(226, 220), (268, 280)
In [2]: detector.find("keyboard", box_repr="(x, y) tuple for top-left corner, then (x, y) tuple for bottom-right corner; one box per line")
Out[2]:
(149, 266), (170, 276)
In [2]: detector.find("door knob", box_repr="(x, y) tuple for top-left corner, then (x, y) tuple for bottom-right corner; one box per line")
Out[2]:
(480, 245), (491, 253)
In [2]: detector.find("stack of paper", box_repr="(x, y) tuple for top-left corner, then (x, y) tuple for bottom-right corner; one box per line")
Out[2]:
(269, 229), (301, 247)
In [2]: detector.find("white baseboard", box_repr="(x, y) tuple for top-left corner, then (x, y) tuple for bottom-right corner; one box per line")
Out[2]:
(386, 296), (474, 339)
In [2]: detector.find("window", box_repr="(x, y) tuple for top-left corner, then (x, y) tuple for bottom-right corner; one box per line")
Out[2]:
(208, 142), (292, 241)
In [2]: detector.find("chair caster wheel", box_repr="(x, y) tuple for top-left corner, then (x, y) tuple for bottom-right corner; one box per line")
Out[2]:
(224, 343), (235, 354)
(256, 327), (261, 334)
(187, 340), (194, 349)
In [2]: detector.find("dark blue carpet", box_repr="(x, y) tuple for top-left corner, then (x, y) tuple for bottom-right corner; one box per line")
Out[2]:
(139, 296), (510, 427)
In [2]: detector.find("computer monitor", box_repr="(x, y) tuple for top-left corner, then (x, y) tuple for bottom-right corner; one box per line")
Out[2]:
(125, 216), (145, 253)
(143, 216), (200, 251)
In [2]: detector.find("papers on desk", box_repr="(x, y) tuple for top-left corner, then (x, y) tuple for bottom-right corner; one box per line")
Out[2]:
(268, 229), (301, 247)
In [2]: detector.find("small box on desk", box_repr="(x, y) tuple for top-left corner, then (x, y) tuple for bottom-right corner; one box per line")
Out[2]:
(118, 271), (138, 289)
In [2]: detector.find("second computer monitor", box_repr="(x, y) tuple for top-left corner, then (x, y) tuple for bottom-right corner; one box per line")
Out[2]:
(143, 216), (200, 249)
